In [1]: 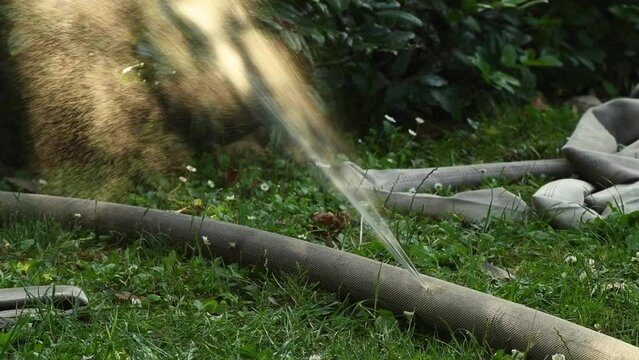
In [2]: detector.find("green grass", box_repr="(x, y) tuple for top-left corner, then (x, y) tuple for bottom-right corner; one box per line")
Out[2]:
(0, 104), (638, 359)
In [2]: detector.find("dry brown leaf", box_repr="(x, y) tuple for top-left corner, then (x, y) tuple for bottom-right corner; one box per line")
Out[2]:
(480, 262), (516, 281)
(311, 212), (351, 229)
(115, 291), (146, 303)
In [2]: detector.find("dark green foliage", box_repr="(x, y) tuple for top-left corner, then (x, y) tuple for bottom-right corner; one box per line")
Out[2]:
(1, 1), (638, 147)
(530, 1), (639, 98)
(261, 0), (639, 128)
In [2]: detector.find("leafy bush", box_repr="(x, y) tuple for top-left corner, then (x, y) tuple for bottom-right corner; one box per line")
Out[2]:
(529, 1), (639, 98)
(260, 0), (639, 128)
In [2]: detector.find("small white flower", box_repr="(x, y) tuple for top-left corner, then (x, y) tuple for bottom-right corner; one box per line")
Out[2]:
(309, 355), (322, 360)
(186, 165), (197, 173)
(38, 179), (48, 186)
(408, 129), (417, 136)
(578, 271), (587, 280)
(564, 255), (577, 264)
(511, 349), (525, 359)
(357, 139), (363, 144)
(207, 180), (215, 189)
(586, 258), (595, 267)
(415, 117), (425, 125)
(604, 282), (626, 291)
(260, 182), (270, 191)
(384, 114), (397, 123)
(296, 234), (308, 240)
(632, 252), (639, 262)
(131, 297), (142, 306)
(202, 236), (210, 246)
(386, 158), (394, 163)
(210, 314), (223, 321)
(73, 213), (82, 218)
(434, 182), (443, 190)
(551, 354), (566, 360)
(247, 216), (257, 220)
(593, 323), (601, 330)
(408, 187), (417, 194)
(225, 195), (235, 201)
(178, 176), (188, 183)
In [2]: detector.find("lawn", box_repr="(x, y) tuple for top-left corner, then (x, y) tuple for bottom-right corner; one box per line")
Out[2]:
(0, 104), (637, 359)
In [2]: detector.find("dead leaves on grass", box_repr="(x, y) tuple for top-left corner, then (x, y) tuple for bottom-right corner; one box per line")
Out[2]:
(310, 211), (351, 244)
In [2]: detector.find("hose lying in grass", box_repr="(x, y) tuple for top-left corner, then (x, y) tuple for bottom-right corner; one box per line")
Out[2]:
(341, 158), (572, 222)
(343, 98), (639, 228)
(0, 191), (637, 360)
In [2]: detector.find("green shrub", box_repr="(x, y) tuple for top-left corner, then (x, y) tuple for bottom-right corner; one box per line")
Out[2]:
(530, 1), (639, 98)
(261, 0), (639, 128)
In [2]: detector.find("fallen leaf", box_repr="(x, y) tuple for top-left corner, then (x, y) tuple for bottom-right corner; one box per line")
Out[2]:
(312, 212), (351, 230)
(115, 291), (146, 303)
(481, 262), (515, 281)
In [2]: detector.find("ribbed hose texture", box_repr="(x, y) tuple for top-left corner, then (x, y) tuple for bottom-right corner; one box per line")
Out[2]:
(0, 191), (637, 359)
(344, 158), (573, 191)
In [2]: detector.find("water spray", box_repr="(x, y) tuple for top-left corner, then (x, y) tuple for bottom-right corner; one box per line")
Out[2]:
(167, 1), (425, 286)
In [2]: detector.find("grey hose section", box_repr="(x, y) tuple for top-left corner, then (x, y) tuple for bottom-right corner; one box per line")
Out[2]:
(342, 158), (573, 191)
(0, 286), (88, 311)
(0, 191), (637, 360)
(0, 285), (89, 330)
(341, 158), (574, 222)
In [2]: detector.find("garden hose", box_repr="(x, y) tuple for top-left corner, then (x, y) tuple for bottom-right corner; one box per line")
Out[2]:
(343, 99), (639, 228)
(341, 158), (572, 222)
(0, 191), (637, 359)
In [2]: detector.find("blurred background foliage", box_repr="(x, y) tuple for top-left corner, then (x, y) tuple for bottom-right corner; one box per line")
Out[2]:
(259, 0), (639, 129)
(1, 0), (638, 155)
